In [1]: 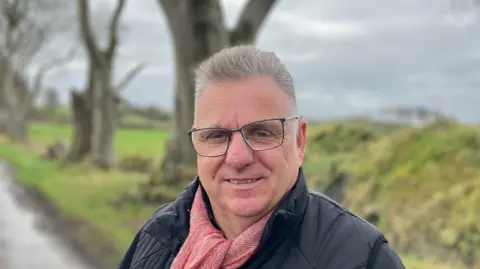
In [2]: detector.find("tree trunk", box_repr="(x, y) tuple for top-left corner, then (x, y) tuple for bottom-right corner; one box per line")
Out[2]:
(75, 0), (127, 169)
(90, 67), (117, 169)
(5, 109), (27, 142)
(62, 59), (95, 164)
(0, 109), (7, 134)
(63, 60), (120, 169)
(0, 66), (7, 134)
(147, 0), (230, 187)
(62, 90), (92, 163)
(2, 59), (28, 142)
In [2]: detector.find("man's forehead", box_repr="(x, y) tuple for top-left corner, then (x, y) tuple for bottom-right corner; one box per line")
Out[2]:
(198, 76), (285, 101)
(194, 76), (293, 128)
(194, 98), (292, 125)
(196, 117), (281, 129)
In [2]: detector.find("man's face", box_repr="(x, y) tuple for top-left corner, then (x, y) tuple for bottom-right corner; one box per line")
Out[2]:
(194, 75), (307, 219)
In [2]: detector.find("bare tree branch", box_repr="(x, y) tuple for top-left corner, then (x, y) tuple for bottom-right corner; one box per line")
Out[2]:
(106, 0), (126, 57)
(17, 46), (76, 114)
(114, 62), (146, 91)
(157, 0), (185, 38)
(3, 0), (29, 31)
(157, 0), (181, 17)
(30, 47), (77, 100)
(229, 0), (279, 45)
(77, 0), (100, 63)
(1, 0), (71, 69)
(12, 19), (49, 68)
(77, 0), (127, 65)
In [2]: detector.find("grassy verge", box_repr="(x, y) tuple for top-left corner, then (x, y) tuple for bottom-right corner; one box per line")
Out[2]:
(0, 123), (170, 265)
(402, 256), (466, 269)
(0, 143), (158, 258)
(340, 122), (479, 268)
(303, 120), (479, 268)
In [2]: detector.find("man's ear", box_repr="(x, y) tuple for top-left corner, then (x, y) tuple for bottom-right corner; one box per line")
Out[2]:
(296, 120), (307, 164)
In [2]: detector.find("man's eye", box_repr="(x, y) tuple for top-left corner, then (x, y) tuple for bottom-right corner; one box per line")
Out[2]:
(207, 132), (227, 139)
(253, 130), (271, 137)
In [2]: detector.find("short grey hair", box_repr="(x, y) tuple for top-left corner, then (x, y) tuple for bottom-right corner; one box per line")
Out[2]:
(194, 45), (297, 113)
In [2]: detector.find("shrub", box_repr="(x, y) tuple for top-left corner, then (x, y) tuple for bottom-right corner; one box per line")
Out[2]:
(118, 154), (153, 173)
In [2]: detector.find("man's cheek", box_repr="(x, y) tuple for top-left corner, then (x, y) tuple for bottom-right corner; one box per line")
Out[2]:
(198, 157), (223, 174)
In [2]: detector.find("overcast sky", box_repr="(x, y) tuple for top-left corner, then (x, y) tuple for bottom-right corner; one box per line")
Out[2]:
(38, 0), (480, 122)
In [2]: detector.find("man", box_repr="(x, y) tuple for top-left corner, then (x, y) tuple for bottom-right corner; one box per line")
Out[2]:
(118, 45), (406, 269)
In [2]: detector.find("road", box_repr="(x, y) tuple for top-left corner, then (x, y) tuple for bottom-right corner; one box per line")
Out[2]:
(0, 161), (94, 269)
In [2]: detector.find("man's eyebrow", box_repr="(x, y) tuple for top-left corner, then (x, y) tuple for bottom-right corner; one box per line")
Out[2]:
(195, 122), (223, 129)
(207, 122), (222, 128)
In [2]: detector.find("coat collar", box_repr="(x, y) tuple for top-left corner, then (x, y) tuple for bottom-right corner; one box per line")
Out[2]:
(150, 167), (309, 254)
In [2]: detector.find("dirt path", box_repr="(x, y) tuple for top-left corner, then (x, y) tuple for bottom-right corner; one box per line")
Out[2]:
(0, 161), (94, 269)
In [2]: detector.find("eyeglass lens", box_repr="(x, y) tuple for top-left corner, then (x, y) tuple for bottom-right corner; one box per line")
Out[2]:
(191, 119), (285, 156)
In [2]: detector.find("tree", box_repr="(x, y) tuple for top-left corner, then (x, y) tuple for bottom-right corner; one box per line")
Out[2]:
(146, 0), (279, 193)
(0, 0), (75, 141)
(43, 87), (59, 113)
(0, 57), (27, 133)
(69, 0), (145, 169)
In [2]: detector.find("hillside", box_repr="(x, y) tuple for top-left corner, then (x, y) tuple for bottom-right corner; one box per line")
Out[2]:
(306, 119), (479, 268)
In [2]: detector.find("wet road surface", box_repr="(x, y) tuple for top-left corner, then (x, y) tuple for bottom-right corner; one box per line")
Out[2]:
(0, 161), (94, 269)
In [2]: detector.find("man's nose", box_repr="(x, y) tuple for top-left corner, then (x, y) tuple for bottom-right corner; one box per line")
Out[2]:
(224, 132), (254, 169)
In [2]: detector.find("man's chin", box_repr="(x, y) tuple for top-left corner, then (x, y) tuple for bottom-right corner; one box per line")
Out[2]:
(226, 198), (271, 219)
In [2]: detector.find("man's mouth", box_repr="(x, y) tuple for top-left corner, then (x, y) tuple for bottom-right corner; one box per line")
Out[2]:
(226, 178), (262, 184)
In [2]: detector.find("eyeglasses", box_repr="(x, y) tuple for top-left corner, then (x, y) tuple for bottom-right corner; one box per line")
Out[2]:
(188, 116), (300, 157)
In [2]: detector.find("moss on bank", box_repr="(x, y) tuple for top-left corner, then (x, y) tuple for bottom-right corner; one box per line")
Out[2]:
(340, 121), (480, 267)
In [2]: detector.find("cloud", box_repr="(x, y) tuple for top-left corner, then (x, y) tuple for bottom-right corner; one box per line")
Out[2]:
(130, 64), (171, 76)
(271, 11), (366, 38)
(296, 91), (335, 103)
(342, 92), (386, 110)
(274, 51), (323, 64)
(39, 0), (480, 123)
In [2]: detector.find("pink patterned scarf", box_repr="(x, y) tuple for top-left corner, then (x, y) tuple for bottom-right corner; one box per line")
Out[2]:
(170, 188), (272, 269)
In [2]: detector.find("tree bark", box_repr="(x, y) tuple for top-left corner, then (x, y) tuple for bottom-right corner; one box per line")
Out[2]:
(5, 109), (27, 142)
(0, 58), (14, 133)
(62, 55), (95, 163)
(75, 0), (127, 169)
(1, 57), (28, 142)
(62, 89), (92, 163)
(148, 0), (278, 188)
(90, 64), (117, 169)
(229, 0), (278, 45)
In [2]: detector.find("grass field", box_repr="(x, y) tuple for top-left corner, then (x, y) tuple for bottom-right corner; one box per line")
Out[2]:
(1, 121), (477, 268)
(29, 122), (168, 158)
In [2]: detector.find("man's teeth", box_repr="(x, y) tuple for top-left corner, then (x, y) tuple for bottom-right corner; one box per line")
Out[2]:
(227, 178), (261, 184)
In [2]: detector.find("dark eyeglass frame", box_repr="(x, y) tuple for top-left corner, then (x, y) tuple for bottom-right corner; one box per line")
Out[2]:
(188, 116), (301, 157)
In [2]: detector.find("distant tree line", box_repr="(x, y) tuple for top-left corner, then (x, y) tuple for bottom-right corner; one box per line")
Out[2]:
(33, 87), (171, 124)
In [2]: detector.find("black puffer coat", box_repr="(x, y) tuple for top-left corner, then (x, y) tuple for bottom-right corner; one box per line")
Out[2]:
(118, 168), (405, 269)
